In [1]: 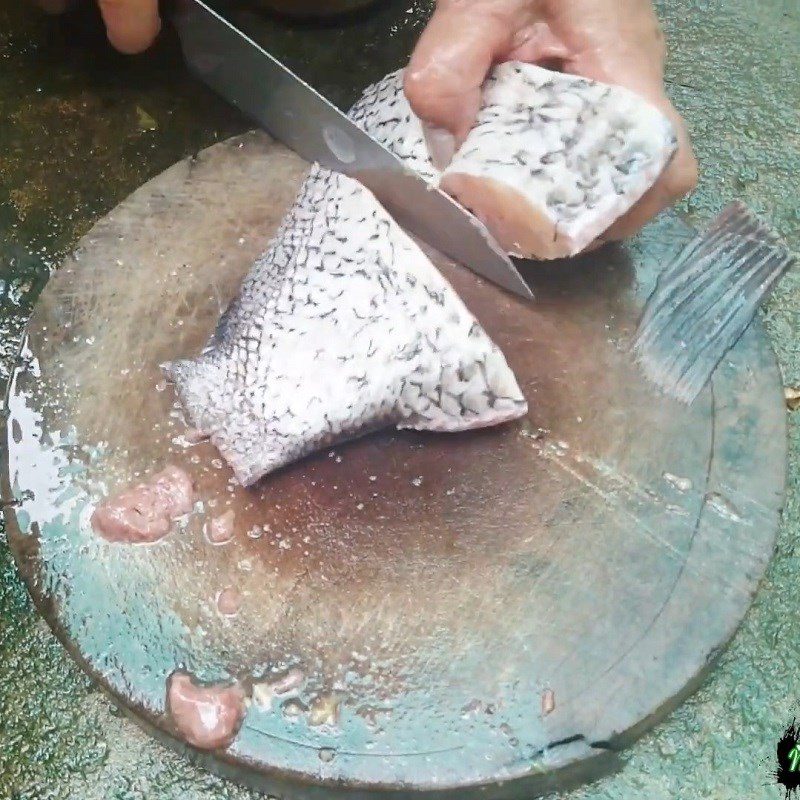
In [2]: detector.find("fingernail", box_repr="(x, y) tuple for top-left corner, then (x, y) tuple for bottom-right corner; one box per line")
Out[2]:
(422, 124), (456, 171)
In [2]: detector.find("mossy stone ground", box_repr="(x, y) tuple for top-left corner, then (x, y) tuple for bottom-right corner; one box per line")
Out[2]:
(0, 0), (798, 797)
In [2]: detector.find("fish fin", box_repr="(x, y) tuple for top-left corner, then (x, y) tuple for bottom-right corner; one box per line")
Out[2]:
(633, 202), (795, 404)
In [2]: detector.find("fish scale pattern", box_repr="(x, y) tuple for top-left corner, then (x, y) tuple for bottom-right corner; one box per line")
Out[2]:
(441, 62), (679, 258)
(346, 70), (439, 182)
(165, 163), (526, 487)
(166, 62), (677, 486)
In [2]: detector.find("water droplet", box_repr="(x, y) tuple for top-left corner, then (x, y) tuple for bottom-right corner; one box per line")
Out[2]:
(705, 492), (743, 522)
(411, 476), (423, 487)
(663, 472), (693, 492)
(282, 699), (308, 720)
(206, 510), (235, 544)
(216, 587), (242, 617)
(319, 747), (336, 763)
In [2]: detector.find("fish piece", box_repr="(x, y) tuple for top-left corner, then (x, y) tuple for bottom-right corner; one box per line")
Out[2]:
(439, 62), (678, 259)
(91, 464), (194, 543)
(308, 692), (342, 727)
(253, 667), (305, 709)
(165, 166), (527, 486)
(206, 509), (236, 544)
(166, 671), (246, 750)
(348, 65), (677, 261)
(164, 62), (674, 484)
(348, 69), (439, 182)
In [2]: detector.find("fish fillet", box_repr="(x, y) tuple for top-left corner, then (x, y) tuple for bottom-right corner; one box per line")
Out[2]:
(350, 65), (676, 260)
(441, 63), (678, 259)
(165, 166), (527, 487)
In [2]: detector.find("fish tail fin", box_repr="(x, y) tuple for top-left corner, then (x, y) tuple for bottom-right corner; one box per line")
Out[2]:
(634, 202), (795, 404)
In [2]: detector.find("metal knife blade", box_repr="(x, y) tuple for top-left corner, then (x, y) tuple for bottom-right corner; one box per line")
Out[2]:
(172, 0), (533, 300)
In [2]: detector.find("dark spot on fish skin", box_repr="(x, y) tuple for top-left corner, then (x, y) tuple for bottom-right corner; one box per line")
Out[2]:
(540, 150), (565, 165)
(577, 177), (600, 191)
(615, 159), (637, 175)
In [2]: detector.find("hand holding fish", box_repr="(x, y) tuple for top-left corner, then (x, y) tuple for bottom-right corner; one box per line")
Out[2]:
(405, 0), (698, 244)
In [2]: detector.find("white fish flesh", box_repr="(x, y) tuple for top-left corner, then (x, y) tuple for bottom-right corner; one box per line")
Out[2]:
(165, 165), (527, 487)
(440, 63), (678, 259)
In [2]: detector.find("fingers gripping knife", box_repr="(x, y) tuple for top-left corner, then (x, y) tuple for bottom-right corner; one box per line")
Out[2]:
(172, 0), (533, 300)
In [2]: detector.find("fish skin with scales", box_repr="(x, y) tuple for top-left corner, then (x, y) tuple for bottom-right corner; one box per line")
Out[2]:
(164, 163), (527, 487)
(441, 63), (679, 259)
(164, 63), (676, 486)
(348, 64), (677, 260)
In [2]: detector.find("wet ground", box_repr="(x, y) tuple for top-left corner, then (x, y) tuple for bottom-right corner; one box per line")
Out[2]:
(0, 0), (798, 798)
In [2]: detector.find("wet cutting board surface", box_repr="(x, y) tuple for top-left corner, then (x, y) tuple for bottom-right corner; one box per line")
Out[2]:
(1, 132), (785, 799)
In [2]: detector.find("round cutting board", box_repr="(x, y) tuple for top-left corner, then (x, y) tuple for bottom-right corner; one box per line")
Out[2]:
(1, 132), (786, 799)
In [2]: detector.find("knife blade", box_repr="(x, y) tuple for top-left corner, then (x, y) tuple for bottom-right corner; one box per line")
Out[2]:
(172, 0), (533, 300)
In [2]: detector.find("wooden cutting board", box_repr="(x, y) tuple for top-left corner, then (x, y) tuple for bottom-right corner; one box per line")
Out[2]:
(1, 131), (785, 799)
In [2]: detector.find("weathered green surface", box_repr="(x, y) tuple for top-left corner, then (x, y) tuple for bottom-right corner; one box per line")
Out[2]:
(0, 0), (798, 798)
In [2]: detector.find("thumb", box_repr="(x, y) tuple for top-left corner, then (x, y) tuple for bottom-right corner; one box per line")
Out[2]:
(97, 0), (161, 54)
(404, 2), (523, 167)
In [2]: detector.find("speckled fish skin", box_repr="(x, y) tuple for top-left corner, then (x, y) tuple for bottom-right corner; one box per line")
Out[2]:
(165, 63), (672, 486)
(164, 163), (527, 487)
(440, 62), (679, 259)
(347, 70), (438, 182)
(347, 65), (676, 261)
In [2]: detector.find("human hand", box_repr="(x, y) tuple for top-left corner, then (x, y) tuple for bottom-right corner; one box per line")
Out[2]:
(404, 0), (698, 243)
(33, 0), (161, 54)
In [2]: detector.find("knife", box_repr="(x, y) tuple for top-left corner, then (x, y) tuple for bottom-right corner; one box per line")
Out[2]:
(171, 0), (533, 300)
